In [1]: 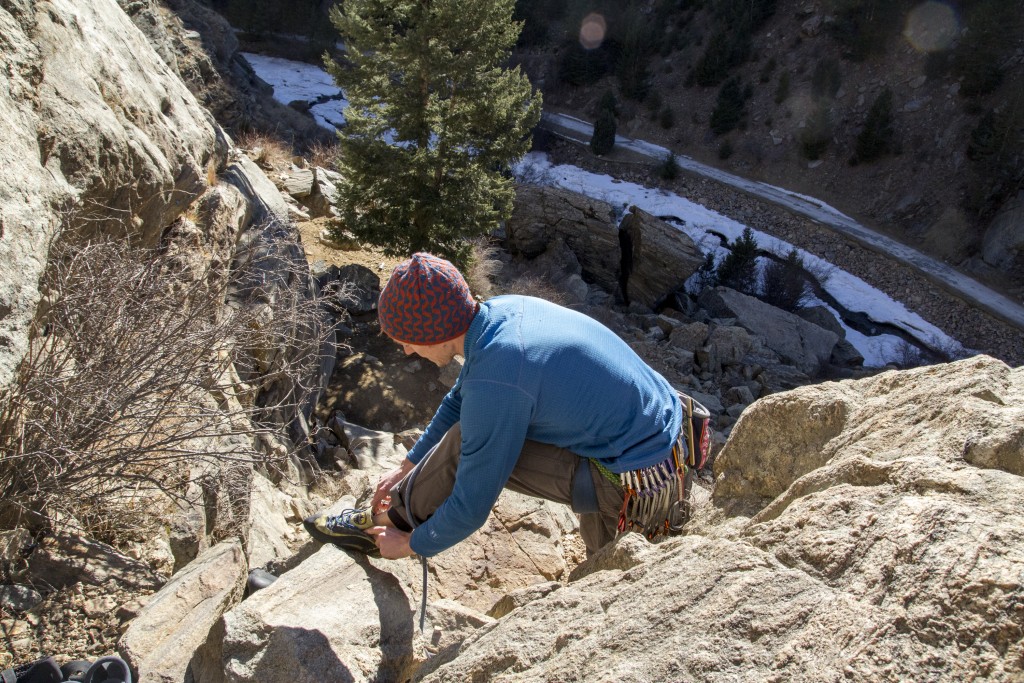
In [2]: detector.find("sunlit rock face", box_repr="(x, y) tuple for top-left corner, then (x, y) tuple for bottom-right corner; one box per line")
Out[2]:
(0, 0), (222, 386)
(417, 355), (1024, 682)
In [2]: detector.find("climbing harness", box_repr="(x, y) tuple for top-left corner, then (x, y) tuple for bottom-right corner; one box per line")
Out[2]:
(616, 393), (711, 538)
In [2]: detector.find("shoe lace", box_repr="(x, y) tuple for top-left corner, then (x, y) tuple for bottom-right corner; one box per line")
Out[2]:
(325, 508), (361, 531)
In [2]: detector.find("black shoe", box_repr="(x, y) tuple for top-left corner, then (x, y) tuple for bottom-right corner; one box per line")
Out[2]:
(246, 568), (278, 595)
(2, 657), (62, 683)
(60, 660), (92, 682)
(81, 656), (131, 683)
(303, 508), (380, 556)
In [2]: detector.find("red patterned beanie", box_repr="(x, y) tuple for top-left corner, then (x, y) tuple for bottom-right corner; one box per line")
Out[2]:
(378, 253), (479, 345)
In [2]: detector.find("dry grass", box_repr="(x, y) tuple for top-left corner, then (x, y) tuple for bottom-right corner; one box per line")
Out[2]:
(464, 239), (503, 300)
(499, 274), (570, 306)
(234, 130), (294, 170)
(306, 139), (341, 169)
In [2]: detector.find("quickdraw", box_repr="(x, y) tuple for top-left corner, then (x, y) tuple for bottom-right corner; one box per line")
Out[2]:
(616, 393), (712, 538)
(616, 436), (687, 538)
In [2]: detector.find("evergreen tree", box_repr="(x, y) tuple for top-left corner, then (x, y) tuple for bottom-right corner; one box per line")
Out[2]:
(761, 249), (807, 311)
(598, 90), (620, 118)
(325, 0), (541, 263)
(716, 227), (759, 295)
(800, 104), (833, 160)
(659, 104), (675, 129)
(827, 0), (908, 62)
(852, 88), (896, 164)
(965, 103), (1024, 218)
(591, 107), (617, 156)
(774, 71), (790, 104)
(558, 41), (614, 87)
(710, 77), (746, 135)
(658, 151), (680, 180)
(811, 58), (842, 99)
(953, 0), (1021, 97)
(694, 251), (718, 291)
(616, 14), (654, 101)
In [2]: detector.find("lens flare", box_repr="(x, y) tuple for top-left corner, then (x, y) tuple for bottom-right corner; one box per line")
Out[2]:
(904, 1), (959, 53)
(579, 13), (607, 50)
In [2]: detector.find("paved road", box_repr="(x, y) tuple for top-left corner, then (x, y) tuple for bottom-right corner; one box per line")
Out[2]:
(540, 112), (1024, 333)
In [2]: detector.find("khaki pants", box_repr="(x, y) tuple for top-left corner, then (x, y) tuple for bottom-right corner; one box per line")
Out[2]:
(388, 423), (625, 554)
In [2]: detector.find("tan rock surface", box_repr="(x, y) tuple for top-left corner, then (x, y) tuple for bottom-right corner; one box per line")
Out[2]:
(418, 356), (1023, 681)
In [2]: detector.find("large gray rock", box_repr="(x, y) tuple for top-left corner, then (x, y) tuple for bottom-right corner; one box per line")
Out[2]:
(222, 154), (293, 228)
(0, 0), (223, 386)
(707, 324), (754, 367)
(620, 206), (704, 309)
(282, 168), (315, 199)
(336, 263), (381, 314)
(421, 532), (889, 682)
(428, 491), (582, 614)
(204, 486), (583, 682)
(119, 540), (246, 683)
(700, 287), (839, 376)
(213, 544), (420, 683)
(794, 306), (864, 366)
(419, 356), (1024, 681)
(27, 532), (165, 592)
(507, 185), (621, 294)
(667, 321), (710, 353)
(0, 584), (43, 613)
(247, 473), (302, 570)
(301, 167), (341, 218)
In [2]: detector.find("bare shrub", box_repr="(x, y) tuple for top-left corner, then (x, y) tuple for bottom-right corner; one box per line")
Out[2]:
(805, 258), (836, 288)
(234, 130), (294, 170)
(498, 274), (569, 306)
(0, 233), (332, 541)
(515, 163), (554, 187)
(893, 339), (926, 369)
(465, 239), (503, 300)
(306, 139), (340, 169)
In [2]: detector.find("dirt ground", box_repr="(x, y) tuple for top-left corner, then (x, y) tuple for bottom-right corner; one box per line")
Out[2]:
(294, 219), (445, 432)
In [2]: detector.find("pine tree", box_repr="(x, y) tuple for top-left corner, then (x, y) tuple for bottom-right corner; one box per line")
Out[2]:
(852, 88), (895, 164)
(965, 104), (1024, 217)
(325, 0), (542, 264)
(800, 104), (833, 160)
(716, 227), (759, 294)
(658, 151), (680, 180)
(694, 251), (718, 291)
(710, 77), (746, 136)
(591, 107), (617, 156)
(616, 16), (653, 101)
(761, 249), (807, 311)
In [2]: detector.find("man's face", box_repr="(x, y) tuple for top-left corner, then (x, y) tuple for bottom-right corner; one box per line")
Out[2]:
(395, 339), (454, 367)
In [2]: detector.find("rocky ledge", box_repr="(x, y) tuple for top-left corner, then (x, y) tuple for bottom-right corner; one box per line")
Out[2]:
(112, 354), (1023, 682)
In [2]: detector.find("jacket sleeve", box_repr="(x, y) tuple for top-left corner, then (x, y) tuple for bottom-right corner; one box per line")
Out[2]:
(409, 380), (534, 557)
(406, 386), (462, 465)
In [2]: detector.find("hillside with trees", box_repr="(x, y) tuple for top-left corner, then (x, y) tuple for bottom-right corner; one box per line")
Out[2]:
(511, 0), (1024, 298)
(210, 0), (1024, 299)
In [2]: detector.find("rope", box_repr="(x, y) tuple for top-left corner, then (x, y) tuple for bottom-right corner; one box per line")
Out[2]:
(590, 458), (621, 487)
(402, 461), (428, 632)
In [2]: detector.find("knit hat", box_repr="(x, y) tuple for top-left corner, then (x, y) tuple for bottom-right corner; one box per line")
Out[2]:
(378, 253), (479, 345)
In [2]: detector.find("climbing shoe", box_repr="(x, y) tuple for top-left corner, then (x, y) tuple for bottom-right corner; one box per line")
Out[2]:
(303, 508), (380, 557)
(81, 657), (131, 683)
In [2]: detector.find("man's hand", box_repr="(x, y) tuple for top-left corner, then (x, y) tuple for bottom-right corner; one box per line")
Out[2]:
(366, 526), (415, 559)
(371, 458), (417, 512)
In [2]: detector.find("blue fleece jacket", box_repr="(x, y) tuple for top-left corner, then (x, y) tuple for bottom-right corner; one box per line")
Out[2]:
(406, 295), (682, 557)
